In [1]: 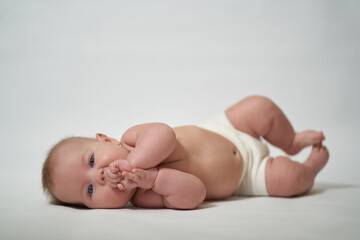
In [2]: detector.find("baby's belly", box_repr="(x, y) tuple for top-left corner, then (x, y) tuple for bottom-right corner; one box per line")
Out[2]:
(162, 126), (243, 200)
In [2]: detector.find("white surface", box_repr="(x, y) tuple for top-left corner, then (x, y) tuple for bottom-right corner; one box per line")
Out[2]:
(1, 0), (359, 239)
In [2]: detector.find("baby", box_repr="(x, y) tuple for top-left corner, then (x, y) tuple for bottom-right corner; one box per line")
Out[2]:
(42, 96), (329, 210)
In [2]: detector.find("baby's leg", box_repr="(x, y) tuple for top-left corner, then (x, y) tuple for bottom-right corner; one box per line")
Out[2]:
(226, 95), (324, 155)
(266, 144), (329, 197)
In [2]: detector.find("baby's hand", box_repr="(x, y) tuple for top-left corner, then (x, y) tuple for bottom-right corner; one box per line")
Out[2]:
(106, 159), (132, 188)
(119, 168), (158, 190)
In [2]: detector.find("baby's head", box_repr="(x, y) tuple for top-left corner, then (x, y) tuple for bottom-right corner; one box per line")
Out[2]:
(42, 134), (135, 208)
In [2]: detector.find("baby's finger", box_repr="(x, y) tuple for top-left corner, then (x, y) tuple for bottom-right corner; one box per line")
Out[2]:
(117, 182), (125, 190)
(123, 171), (140, 183)
(107, 176), (122, 184)
(106, 167), (121, 179)
(107, 181), (119, 188)
(133, 168), (146, 179)
(117, 180), (138, 190)
(108, 162), (120, 174)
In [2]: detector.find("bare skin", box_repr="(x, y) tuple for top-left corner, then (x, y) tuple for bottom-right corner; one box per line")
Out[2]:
(51, 95), (329, 209)
(107, 96), (328, 205)
(225, 96), (329, 197)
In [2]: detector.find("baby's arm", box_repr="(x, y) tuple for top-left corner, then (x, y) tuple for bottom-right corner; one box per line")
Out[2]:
(123, 168), (206, 210)
(120, 123), (176, 169)
(105, 123), (176, 189)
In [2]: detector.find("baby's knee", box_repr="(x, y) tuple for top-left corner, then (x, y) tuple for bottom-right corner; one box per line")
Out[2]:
(244, 95), (277, 114)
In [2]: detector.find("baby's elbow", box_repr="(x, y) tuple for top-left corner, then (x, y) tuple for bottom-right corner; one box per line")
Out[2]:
(177, 182), (206, 210)
(154, 123), (176, 150)
(195, 184), (207, 208)
(184, 184), (206, 210)
(157, 123), (176, 139)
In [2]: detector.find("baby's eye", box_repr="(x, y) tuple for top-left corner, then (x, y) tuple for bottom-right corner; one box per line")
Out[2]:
(89, 155), (95, 167)
(88, 184), (94, 197)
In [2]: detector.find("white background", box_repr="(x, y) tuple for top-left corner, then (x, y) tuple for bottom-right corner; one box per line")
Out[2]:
(0, 1), (359, 239)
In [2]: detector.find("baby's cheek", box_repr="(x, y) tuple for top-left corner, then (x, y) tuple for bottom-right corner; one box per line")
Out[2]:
(104, 145), (129, 164)
(93, 186), (131, 208)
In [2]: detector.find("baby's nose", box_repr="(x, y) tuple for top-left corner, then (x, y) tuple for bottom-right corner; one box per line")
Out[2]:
(96, 168), (106, 185)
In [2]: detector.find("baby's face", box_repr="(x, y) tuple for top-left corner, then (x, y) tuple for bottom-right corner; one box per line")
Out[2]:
(51, 137), (135, 208)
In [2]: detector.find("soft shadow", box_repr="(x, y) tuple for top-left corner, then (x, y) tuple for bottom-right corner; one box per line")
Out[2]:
(125, 201), (216, 211)
(306, 182), (359, 196)
(49, 201), (214, 211)
(197, 201), (216, 209)
(125, 196), (261, 210)
(51, 203), (90, 210)
(49, 183), (357, 210)
(223, 196), (250, 202)
(202, 196), (250, 206)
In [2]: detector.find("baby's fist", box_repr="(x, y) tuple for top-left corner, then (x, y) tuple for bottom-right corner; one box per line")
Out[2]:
(106, 159), (132, 188)
(122, 168), (158, 190)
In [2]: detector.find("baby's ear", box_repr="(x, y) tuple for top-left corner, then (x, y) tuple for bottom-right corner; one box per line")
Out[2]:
(96, 133), (121, 145)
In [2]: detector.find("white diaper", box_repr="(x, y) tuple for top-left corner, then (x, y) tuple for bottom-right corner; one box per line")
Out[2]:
(199, 112), (270, 196)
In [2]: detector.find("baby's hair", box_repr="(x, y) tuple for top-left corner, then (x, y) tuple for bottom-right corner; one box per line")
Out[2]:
(42, 136), (94, 205)
(42, 137), (69, 205)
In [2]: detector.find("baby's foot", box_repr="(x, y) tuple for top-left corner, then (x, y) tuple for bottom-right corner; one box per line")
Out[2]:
(304, 144), (329, 175)
(285, 130), (325, 155)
